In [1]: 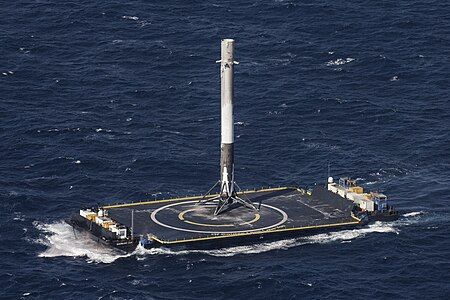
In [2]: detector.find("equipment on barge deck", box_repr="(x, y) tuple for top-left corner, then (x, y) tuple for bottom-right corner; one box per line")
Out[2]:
(327, 177), (399, 221)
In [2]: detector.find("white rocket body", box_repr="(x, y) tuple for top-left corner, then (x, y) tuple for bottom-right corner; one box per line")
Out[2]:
(199, 39), (257, 215)
(220, 39), (235, 145)
(220, 39), (236, 198)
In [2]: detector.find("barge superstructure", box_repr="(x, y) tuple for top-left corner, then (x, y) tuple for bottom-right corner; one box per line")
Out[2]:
(327, 177), (398, 221)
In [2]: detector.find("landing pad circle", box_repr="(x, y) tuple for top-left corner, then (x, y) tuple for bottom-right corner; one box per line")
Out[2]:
(150, 200), (288, 234)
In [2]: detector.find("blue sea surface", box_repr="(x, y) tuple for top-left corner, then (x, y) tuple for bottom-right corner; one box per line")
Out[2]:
(1, 0), (450, 299)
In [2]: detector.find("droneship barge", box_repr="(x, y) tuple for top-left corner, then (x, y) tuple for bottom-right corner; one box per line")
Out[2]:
(69, 185), (367, 251)
(68, 39), (397, 252)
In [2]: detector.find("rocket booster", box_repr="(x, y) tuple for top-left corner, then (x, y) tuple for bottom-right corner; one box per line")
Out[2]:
(220, 39), (236, 197)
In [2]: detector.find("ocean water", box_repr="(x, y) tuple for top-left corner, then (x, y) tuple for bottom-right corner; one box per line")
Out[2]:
(1, 0), (450, 299)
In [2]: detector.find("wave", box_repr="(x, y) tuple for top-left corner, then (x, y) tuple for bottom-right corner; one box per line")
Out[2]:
(122, 16), (139, 21)
(390, 75), (399, 81)
(326, 58), (355, 66)
(34, 212), (425, 263)
(33, 221), (133, 264)
(135, 221), (398, 258)
(402, 211), (424, 217)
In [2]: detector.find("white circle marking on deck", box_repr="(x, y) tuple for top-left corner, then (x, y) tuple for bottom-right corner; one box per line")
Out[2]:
(150, 200), (288, 234)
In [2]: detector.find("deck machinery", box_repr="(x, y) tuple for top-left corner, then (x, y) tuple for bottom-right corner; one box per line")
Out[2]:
(69, 40), (371, 251)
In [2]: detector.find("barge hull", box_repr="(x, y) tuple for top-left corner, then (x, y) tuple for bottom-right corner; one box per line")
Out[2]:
(69, 186), (364, 251)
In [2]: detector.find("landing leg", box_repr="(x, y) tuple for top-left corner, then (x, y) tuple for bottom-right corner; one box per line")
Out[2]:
(198, 180), (221, 205)
(199, 181), (259, 215)
(213, 194), (258, 216)
(214, 197), (232, 215)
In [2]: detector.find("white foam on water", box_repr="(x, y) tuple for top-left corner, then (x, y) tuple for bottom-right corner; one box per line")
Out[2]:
(402, 211), (423, 217)
(137, 238), (301, 258)
(137, 220), (405, 258)
(390, 75), (399, 81)
(365, 181), (378, 185)
(326, 57), (355, 66)
(304, 221), (399, 246)
(34, 221), (133, 263)
(122, 15), (139, 20)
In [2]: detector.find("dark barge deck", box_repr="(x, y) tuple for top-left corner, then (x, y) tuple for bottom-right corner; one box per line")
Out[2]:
(69, 186), (363, 251)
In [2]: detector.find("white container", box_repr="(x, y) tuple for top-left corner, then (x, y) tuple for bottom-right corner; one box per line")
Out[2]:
(116, 227), (127, 239)
(80, 209), (93, 218)
(109, 224), (118, 234)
